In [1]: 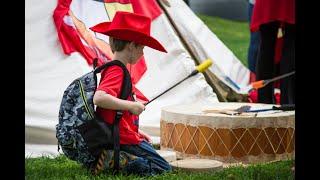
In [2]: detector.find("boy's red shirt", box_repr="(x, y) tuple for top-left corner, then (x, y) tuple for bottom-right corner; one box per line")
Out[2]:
(96, 65), (144, 145)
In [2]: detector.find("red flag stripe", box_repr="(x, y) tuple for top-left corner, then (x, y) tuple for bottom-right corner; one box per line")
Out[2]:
(131, 0), (162, 20)
(53, 0), (96, 64)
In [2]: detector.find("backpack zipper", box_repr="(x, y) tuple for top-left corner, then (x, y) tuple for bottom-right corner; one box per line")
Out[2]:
(78, 80), (95, 119)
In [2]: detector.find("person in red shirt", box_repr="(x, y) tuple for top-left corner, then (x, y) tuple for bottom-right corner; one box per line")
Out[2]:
(90, 11), (171, 175)
(251, 0), (295, 105)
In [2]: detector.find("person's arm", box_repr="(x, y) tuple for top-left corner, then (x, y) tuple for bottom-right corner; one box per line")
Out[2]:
(93, 90), (145, 115)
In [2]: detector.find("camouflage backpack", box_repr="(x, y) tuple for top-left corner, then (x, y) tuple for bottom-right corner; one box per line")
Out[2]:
(56, 59), (132, 171)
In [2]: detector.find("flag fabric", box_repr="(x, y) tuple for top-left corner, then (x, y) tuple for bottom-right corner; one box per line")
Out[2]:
(52, 0), (163, 102)
(53, 0), (98, 64)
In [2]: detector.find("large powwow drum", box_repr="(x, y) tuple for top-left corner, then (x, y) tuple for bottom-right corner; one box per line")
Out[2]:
(160, 103), (295, 163)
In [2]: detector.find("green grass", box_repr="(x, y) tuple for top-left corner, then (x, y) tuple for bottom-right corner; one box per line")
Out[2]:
(197, 14), (250, 67)
(26, 155), (294, 179)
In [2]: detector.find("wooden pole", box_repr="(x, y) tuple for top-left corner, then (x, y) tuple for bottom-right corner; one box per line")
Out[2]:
(157, 0), (230, 101)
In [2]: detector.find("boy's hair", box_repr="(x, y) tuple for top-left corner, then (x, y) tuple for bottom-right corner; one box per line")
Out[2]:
(109, 37), (130, 52)
(109, 37), (139, 52)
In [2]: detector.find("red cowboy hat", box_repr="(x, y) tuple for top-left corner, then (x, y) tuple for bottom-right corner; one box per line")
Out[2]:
(90, 11), (167, 53)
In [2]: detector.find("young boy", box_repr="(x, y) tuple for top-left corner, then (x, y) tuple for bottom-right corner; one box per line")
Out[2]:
(90, 11), (172, 175)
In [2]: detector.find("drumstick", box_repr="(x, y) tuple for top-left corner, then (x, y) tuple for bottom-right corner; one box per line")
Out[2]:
(240, 71), (295, 94)
(203, 105), (252, 115)
(145, 59), (213, 106)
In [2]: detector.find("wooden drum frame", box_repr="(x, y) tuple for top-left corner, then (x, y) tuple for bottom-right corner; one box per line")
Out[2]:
(160, 103), (295, 163)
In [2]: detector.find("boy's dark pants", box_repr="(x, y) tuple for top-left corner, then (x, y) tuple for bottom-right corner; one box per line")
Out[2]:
(121, 140), (172, 176)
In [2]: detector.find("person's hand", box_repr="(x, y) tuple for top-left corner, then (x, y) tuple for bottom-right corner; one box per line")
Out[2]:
(139, 129), (152, 144)
(129, 101), (145, 115)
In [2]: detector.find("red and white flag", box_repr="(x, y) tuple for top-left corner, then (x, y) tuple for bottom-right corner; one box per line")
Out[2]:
(53, 0), (163, 102)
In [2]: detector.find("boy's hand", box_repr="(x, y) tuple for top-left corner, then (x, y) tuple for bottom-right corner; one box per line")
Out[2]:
(129, 101), (145, 115)
(138, 129), (152, 144)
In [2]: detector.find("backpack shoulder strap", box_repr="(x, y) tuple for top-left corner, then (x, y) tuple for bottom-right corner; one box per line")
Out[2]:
(95, 60), (132, 172)
(111, 60), (132, 172)
(113, 60), (132, 172)
(93, 60), (131, 100)
(113, 60), (132, 100)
